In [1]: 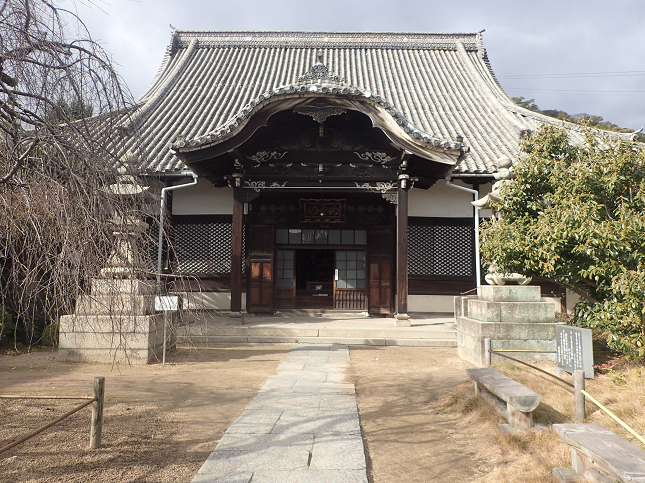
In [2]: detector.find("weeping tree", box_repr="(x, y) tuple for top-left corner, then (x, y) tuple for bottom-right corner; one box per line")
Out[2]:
(480, 124), (645, 361)
(0, 0), (147, 347)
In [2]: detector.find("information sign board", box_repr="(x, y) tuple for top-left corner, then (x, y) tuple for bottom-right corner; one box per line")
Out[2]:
(154, 295), (179, 312)
(556, 325), (594, 378)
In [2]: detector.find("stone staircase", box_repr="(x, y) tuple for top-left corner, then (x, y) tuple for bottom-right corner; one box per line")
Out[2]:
(177, 312), (457, 347)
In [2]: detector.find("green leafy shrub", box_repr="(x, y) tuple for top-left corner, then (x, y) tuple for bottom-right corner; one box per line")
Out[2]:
(481, 124), (645, 360)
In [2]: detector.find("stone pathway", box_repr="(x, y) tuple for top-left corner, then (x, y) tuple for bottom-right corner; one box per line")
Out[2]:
(191, 343), (368, 483)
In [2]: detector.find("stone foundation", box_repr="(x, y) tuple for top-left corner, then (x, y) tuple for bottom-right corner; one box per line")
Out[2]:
(59, 279), (176, 364)
(456, 285), (557, 367)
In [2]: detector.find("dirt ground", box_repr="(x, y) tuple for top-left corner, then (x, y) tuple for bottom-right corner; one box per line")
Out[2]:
(0, 345), (291, 482)
(0, 344), (582, 483)
(350, 347), (498, 482)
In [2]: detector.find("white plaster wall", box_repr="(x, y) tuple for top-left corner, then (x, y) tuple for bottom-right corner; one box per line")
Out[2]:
(172, 181), (232, 215)
(181, 292), (246, 311)
(409, 181), (491, 218)
(409, 295), (456, 313)
(182, 292), (452, 314)
(172, 180), (493, 218)
(566, 289), (581, 314)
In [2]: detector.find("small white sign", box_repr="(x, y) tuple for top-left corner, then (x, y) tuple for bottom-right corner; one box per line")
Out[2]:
(155, 295), (179, 312)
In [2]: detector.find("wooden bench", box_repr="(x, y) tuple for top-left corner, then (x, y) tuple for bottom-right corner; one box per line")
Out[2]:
(553, 423), (645, 483)
(466, 368), (541, 431)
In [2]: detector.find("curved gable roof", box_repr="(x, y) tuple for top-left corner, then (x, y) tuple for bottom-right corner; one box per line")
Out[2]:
(118, 31), (566, 176)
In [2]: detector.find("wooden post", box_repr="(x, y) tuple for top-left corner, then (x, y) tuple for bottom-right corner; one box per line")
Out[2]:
(162, 309), (167, 365)
(508, 403), (533, 430)
(574, 369), (585, 423)
(484, 338), (491, 368)
(231, 177), (244, 314)
(396, 174), (409, 323)
(162, 311), (173, 365)
(90, 377), (105, 449)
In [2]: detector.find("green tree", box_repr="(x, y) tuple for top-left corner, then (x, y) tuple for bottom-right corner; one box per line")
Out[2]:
(480, 124), (645, 360)
(510, 97), (645, 142)
(510, 96), (539, 112)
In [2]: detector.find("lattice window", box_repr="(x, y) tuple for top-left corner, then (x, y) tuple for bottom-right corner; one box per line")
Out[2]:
(433, 225), (473, 277)
(408, 225), (434, 276)
(241, 232), (246, 275)
(175, 222), (243, 274)
(408, 223), (473, 277)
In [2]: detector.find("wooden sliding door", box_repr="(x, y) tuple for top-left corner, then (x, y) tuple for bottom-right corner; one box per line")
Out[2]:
(246, 225), (274, 313)
(368, 226), (393, 315)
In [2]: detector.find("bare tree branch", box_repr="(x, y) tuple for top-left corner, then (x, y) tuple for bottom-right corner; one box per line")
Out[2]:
(0, 0), (144, 348)
(0, 138), (37, 183)
(0, 1), (202, 358)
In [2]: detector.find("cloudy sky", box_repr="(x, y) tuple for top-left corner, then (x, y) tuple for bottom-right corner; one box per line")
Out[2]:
(73, 0), (645, 132)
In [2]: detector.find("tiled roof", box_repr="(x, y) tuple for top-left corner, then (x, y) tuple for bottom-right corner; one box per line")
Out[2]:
(118, 31), (626, 176)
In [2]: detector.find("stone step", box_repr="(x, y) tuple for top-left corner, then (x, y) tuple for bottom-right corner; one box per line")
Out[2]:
(178, 335), (457, 347)
(181, 326), (456, 339)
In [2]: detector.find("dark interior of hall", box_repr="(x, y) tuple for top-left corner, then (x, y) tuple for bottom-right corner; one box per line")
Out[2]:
(295, 249), (334, 291)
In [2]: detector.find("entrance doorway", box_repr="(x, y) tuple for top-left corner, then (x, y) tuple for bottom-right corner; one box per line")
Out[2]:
(274, 248), (366, 310)
(334, 250), (366, 310)
(296, 249), (334, 308)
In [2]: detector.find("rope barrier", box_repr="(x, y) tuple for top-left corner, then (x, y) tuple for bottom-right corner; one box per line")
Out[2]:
(0, 395), (95, 400)
(0, 398), (96, 455)
(580, 389), (645, 448)
(489, 349), (574, 388)
(0, 376), (105, 454)
(487, 347), (645, 448)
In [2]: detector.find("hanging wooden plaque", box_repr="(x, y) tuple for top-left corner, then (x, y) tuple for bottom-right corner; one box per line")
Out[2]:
(299, 199), (346, 223)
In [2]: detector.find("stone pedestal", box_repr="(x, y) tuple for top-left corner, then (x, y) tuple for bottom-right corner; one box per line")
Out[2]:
(59, 279), (176, 364)
(455, 285), (556, 367)
(57, 170), (175, 364)
(395, 313), (411, 327)
(227, 312), (244, 325)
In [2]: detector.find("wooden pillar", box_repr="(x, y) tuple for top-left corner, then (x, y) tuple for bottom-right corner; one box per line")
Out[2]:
(396, 174), (410, 326)
(230, 175), (243, 315)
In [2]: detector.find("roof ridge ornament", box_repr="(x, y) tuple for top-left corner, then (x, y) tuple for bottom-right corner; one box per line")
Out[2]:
(294, 105), (346, 123)
(296, 52), (344, 84)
